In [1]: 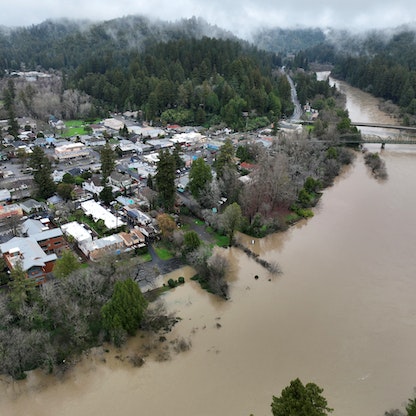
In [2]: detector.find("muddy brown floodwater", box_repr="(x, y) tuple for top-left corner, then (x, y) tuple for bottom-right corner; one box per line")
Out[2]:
(2, 77), (416, 416)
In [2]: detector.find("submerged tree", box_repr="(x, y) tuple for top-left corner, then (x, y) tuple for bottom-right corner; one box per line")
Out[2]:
(220, 202), (242, 246)
(101, 278), (148, 345)
(271, 378), (333, 416)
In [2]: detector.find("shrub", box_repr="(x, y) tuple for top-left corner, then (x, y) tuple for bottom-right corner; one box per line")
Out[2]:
(167, 278), (177, 288)
(178, 276), (185, 284)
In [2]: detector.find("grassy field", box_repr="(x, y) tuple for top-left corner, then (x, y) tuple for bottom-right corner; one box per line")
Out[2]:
(153, 245), (174, 260)
(61, 119), (100, 138)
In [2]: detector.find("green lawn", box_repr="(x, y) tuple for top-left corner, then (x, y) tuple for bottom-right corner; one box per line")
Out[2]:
(138, 253), (152, 263)
(63, 127), (86, 137)
(61, 119), (99, 138)
(215, 234), (230, 247)
(153, 245), (174, 260)
(206, 226), (230, 247)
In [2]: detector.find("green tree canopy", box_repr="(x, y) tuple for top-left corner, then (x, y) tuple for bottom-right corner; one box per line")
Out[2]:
(183, 230), (201, 253)
(101, 278), (148, 342)
(220, 202), (242, 246)
(155, 149), (176, 211)
(271, 378), (333, 416)
(28, 146), (56, 200)
(8, 261), (37, 312)
(100, 142), (116, 184)
(53, 250), (81, 279)
(56, 182), (74, 201)
(215, 138), (235, 179)
(189, 157), (213, 199)
(99, 185), (114, 206)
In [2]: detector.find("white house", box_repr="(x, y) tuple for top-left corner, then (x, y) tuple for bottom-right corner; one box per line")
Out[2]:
(80, 200), (125, 230)
(61, 221), (93, 246)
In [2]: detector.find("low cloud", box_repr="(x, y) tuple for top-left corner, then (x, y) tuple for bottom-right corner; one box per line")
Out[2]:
(3, 0), (416, 36)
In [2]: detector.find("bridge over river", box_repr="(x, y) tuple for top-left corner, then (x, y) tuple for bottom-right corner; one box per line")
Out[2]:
(351, 122), (416, 146)
(301, 120), (416, 146)
(350, 121), (416, 132)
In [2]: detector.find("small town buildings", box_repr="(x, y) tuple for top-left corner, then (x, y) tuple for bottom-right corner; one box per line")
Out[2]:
(129, 126), (165, 138)
(124, 207), (152, 226)
(0, 204), (23, 220)
(80, 135), (106, 147)
(130, 161), (156, 179)
(61, 221), (93, 246)
(142, 152), (160, 165)
(0, 237), (57, 284)
(107, 171), (134, 191)
(80, 199), (125, 230)
(117, 139), (137, 154)
(79, 234), (125, 261)
(0, 189), (11, 203)
(19, 199), (47, 215)
(82, 176), (104, 196)
(118, 228), (146, 250)
(79, 228), (146, 261)
(21, 218), (67, 255)
(103, 118), (125, 131)
(54, 142), (90, 160)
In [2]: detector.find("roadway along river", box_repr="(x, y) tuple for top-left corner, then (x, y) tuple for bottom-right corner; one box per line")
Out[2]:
(2, 78), (416, 416)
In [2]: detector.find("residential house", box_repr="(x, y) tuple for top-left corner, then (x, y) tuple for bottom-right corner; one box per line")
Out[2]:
(117, 139), (137, 154)
(61, 221), (93, 246)
(118, 228), (146, 250)
(52, 170), (65, 183)
(124, 207), (152, 226)
(0, 189), (11, 203)
(79, 234), (125, 261)
(80, 199), (125, 230)
(0, 237), (57, 284)
(0, 204), (23, 221)
(22, 218), (67, 255)
(82, 176), (104, 196)
(19, 199), (47, 215)
(80, 228), (146, 261)
(107, 171), (134, 192)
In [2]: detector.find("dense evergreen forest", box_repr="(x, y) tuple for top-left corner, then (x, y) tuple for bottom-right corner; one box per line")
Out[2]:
(0, 16), (295, 128)
(301, 27), (416, 124)
(252, 27), (326, 54)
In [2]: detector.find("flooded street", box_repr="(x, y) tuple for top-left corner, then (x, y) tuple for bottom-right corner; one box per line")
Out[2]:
(2, 79), (416, 416)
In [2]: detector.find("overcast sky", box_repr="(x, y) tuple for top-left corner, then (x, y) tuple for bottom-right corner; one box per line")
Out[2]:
(3, 0), (416, 38)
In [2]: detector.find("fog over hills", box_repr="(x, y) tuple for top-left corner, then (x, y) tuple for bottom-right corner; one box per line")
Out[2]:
(3, 0), (416, 39)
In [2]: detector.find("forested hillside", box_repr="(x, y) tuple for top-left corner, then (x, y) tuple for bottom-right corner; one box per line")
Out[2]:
(251, 27), (326, 54)
(303, 27), (416, 124)
(0, 16), (295, 129)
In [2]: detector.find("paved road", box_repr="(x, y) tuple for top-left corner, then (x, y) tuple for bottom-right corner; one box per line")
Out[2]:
(286, 73), (302, 122)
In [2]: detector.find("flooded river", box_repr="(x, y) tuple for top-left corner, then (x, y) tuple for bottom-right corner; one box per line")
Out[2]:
(2, 79), (416, 416)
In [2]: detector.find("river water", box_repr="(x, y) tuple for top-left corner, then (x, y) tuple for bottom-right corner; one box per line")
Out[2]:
(2, 78), (416, 416)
